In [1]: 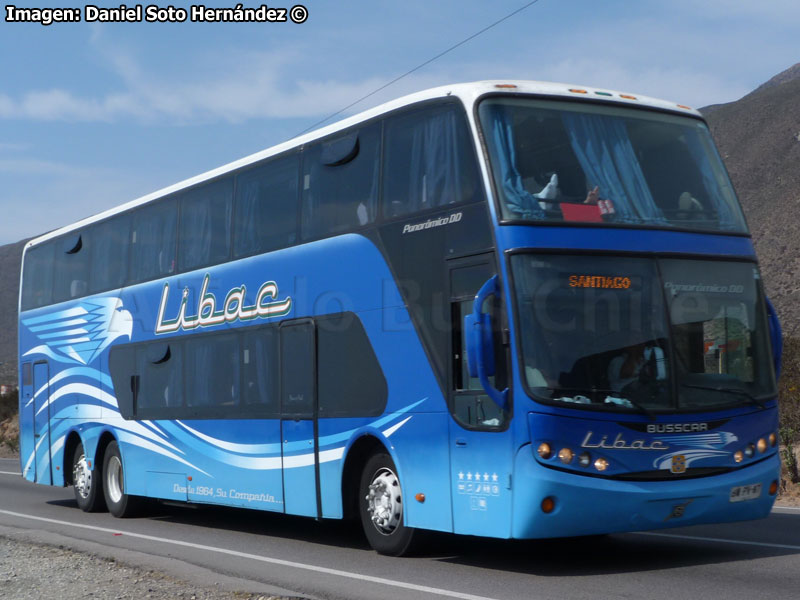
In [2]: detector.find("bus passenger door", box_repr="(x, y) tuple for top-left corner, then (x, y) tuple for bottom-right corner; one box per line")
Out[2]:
(280, 320), (319, 518)
(448, 259), (514, 537)
(19, 363), (35, 481)
(32, 361), (53, 485)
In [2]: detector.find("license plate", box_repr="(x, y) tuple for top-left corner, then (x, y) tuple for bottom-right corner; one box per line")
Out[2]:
(729, 483), (762, 502)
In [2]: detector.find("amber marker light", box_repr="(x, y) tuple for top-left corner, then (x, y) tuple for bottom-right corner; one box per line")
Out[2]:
(769, 433), (777, 447)
(558, 448), (574, 464)
(594, 457), (609, 472)
(494, 84), (517, 89)
(537, 442), (553, 459)
(619, 94), (638, 100)
(677, 104), (693, 110)
(541, 497), (556, 513)
(569, 88), (588, 94)
(734, 450), (744, 463)
(769, 480), (779, 496)
(415, 493), (426, 503)
(757, 438), (768, 453)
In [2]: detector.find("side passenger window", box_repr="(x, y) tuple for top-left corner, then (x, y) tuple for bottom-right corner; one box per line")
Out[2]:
(90, 216), (130, 293)
(129, 199), (178, 284)
(53, 233), (89, 302)
(383, 104), (482, 218)
(179, 179), (233, 272)
(301, 123), (380, 239)
(234, 154), (299, 257)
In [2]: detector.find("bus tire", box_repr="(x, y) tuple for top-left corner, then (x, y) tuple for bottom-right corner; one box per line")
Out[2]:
(359, 452), (417, 556)
(72, 442), (106, 512)
(102, 441), (141, 518)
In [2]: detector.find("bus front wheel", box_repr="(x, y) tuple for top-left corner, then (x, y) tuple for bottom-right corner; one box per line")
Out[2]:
(103, 441), (141, 518)
(359, 453), (417, 556)
(72, 442), (105, 512)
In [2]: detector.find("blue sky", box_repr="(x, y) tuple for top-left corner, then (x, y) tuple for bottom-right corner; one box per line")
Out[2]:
(1, 0), (798, 245)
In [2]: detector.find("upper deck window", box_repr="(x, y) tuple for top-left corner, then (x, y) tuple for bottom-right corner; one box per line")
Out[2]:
(478, 98), (748, 233)
(382, 104), (482, 217)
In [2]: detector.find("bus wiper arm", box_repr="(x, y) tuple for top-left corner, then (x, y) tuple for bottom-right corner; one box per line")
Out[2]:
(679, 383), (766, 409)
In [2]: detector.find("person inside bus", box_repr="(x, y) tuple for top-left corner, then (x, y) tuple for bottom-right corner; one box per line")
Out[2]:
(608, 341), (666, 392)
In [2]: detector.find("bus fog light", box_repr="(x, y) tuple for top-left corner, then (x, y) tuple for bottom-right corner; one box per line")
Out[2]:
(537, 443), (553, 459)
(757, 438), (767, 453)
(769, 433), (777, 447)
(594, 457), (608, 472)
(578, 452), (591, 467)
(558, 448), (574, 464)
(734, 450), (743, 463)
(744, 444), (755, 458)
(541, 497), (556, 513)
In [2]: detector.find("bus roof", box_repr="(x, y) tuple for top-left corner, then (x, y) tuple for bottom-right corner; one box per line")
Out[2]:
(24, 80), (703, 250)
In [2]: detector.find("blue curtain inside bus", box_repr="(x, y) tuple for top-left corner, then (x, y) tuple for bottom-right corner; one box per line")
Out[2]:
(485, 105), (546, 220)
(560, 113), (665, 224)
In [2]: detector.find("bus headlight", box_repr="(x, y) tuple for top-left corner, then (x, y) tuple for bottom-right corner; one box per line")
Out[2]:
(757, 438), (767, 453)
(578, 452), (591, 468)
(537, 443), (553, 459)
(558, 448), (574, 464)
(594, 457), (609, 472)
(769, 432), (777, 447)
(733, 450), (744, 463)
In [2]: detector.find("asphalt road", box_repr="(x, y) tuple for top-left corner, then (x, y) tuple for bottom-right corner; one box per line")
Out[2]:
(2, 457), (800, 600)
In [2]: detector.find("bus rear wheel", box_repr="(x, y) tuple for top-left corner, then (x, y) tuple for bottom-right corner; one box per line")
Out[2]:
(72, 442), (105, 512)
(103, 441), (141, 518)
(359, 453), (417, 556)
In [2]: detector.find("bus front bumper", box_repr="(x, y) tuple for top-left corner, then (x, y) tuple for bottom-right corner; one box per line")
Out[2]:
(511, 447), (780, 539)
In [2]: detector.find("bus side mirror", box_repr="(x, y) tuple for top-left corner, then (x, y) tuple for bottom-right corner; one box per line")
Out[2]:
(766, 297), (782, 380)
(464, 275), (508, 410)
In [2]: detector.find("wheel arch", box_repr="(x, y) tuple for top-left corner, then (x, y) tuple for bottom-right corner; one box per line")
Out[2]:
(340, 434), (390, 520)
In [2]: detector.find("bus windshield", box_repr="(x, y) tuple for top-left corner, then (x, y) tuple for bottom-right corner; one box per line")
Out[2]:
(478, 97), (748, 233)
(511, 255), (776, 412)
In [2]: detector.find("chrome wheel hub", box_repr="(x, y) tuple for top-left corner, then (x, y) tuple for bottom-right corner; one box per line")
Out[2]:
(365, 467), (402, 535)
(73, 454), (92, 499)
(106, 455), (123, 504)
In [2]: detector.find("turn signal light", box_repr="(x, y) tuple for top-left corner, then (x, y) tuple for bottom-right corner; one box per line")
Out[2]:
(734, 450), (744, 463)
(757, 438), (768, 453)
(769, 432), (777, 447)
(541, 497), (556, 513)
(558, 448), (574, 464)
(769, 480), (779, 496)
(594, 457), (609, 472)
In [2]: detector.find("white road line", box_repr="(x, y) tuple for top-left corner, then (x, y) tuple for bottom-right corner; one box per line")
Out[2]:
(0, 471), (21, 476)
(634, 531), (800, 551)
(773, 506), (800, 511)
(0, 509), (499, 600)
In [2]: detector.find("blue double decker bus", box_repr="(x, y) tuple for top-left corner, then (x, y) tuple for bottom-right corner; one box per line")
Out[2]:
(18, 81), (783, 555)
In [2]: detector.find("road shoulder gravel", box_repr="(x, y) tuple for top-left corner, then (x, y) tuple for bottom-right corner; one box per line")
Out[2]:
(0, 525), (310, 600)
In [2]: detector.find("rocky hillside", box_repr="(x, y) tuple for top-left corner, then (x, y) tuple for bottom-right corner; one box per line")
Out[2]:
(702, 62), (800, 336)
(0, 239), (26, 385)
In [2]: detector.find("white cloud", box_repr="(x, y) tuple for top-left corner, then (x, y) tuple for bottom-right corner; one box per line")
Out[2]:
(0, 158), (157, 244)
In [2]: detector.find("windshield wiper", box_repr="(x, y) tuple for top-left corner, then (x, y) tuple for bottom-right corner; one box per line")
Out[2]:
(550, 387), (657, 420)
(679, 383), (767, 409)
